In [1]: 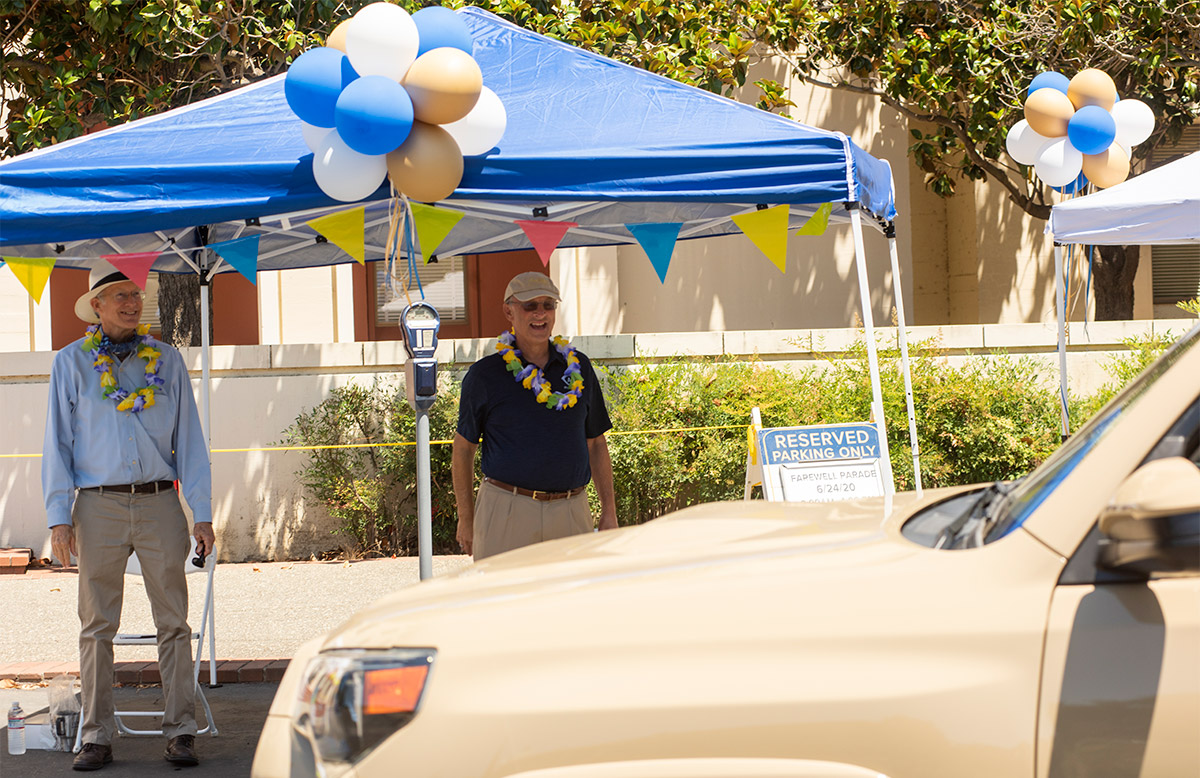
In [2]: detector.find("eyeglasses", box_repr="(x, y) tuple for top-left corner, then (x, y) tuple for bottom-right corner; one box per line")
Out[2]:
(508, 299), (558, 312)
(99, 290), (144, 304)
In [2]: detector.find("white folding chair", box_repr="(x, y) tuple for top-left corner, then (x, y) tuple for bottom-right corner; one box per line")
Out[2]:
(74, 536), (219, 751)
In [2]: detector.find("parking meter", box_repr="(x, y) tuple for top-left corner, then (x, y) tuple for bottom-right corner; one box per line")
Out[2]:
(401, 302), (440, 411)
(401, 302), (440, 581)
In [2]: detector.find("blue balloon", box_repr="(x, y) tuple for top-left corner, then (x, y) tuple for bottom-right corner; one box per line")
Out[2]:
(1027, 71), (1070, 98)
(1053, 172), (1090, 194)
(1067, 105), (1116, 155)
(413, 6), (474, 57)
(285, 47), (359, 128)
(334, 76), (415, 156)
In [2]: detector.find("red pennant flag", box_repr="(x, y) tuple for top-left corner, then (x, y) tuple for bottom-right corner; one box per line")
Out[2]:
(101, 252), (161, 290)
(515, 220), (577, 266)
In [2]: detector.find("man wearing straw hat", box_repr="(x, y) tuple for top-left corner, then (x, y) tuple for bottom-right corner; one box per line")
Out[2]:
(42, 261), (214, 770)
(453, 271), (617, 560)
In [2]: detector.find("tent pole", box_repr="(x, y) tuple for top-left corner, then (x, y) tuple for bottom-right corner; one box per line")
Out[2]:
(848, 206), (894, 493)
(886, 231), (922, 495)
(198, 256), (218, 686)
(1054, 244), (1069, 440)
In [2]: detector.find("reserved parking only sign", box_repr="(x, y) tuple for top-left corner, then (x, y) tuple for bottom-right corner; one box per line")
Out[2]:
(756, 423), (885, 503)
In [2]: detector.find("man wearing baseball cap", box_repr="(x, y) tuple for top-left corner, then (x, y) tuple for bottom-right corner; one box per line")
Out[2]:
(452, 271), (618, 559)
(42, 261), (213, 770)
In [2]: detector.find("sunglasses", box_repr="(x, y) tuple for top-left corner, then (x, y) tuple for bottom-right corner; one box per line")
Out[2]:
(509, 299), (558, 312)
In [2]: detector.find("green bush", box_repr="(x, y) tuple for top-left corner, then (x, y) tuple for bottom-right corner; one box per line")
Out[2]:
(280, 378), (461, 557)
(284, 332), (1170, 555)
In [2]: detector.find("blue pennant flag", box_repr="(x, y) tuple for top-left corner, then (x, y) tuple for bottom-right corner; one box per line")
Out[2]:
(626, 222), (682, 283)
(208, 236), (260, 283)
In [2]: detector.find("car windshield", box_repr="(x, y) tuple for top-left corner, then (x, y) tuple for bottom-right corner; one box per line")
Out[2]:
(985, 324), (1200, 542)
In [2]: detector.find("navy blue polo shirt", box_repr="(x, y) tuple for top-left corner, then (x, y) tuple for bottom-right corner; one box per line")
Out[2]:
(457, 347), (611, 492)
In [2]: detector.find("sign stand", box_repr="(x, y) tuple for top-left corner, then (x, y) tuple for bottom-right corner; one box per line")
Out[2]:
(747, 409), (887, 504)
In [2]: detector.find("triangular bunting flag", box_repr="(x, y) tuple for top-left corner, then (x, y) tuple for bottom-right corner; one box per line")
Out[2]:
(101, 252), (160, 290)
(515, 220), (577, 267)
(308, 207), (366, 264)
(410, 203), (465, 263)
(731, 205), (790, 273)
(208, 236), (261, 283)
(794, 202), (833, 237)
(626, 223), (682, 283)
(3, 256), (56, 304)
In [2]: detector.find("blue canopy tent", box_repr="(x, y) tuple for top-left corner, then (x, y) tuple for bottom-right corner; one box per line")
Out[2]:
(0, 8), (920, 490)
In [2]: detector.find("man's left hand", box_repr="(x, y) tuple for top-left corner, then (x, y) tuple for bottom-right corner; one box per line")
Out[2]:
(193, 522), (216, 559)
(597, 508), (618, 532)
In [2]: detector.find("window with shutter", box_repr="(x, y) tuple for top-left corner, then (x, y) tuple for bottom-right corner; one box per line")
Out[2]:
(1150, 127), (1199, 305)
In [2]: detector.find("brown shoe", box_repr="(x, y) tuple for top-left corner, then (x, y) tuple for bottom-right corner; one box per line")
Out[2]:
(164, 734), (199, 766)
(72, 742), (113, 771)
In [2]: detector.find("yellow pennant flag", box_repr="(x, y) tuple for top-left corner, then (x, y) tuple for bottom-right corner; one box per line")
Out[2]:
(308, 207), (366, 264)
(731, 205), (789, 273)
(410, 203), (465, 263)
(794, 202), (833, 237)
(3, 256), (56, 304)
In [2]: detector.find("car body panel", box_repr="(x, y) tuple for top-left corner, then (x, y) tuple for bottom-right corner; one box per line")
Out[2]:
(1036, 578), (1200, 777)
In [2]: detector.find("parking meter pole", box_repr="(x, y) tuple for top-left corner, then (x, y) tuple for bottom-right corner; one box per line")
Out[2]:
(416, 408), (433, 581)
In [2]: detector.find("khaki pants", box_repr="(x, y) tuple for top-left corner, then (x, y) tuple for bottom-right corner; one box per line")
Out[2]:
(73, 489), (197, 746)
(473, 479), (593, 560)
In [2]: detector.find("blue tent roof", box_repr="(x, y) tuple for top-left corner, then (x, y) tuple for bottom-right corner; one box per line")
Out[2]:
(0, 8), (896, 266)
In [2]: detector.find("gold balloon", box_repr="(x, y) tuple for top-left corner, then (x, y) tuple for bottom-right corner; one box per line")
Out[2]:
(1067, 68), (1118, 111)
(1081, 144), (1130, 189)
(1024, 88), (1074, 137)
(386, 122), (464, 203)
(401, 48), (483, 125)
(325, 19), (351, 52)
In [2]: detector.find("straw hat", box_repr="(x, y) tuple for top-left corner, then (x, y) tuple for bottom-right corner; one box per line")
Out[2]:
(75, 261), (134, 323)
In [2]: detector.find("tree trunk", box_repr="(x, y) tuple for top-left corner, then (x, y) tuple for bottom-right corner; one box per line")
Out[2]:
(157, 273), (213, 348)
(1092, 245), (1139, 320)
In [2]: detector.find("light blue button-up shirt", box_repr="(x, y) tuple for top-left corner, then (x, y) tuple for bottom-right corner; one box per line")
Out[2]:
(42, 334), (212, 528)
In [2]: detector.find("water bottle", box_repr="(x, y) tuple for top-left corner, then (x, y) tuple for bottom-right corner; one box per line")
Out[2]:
(7, 701), (25, 755)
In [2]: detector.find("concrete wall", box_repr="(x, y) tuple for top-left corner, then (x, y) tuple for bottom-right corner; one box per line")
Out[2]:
(3, 319), (1194, 563)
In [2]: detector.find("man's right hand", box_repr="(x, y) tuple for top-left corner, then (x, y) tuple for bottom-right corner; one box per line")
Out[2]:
(51, 524), (76, 568)
(456, 518), (473, 556)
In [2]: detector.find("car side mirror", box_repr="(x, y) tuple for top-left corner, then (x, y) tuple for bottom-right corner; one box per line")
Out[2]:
(1098, 457), (1200, 575)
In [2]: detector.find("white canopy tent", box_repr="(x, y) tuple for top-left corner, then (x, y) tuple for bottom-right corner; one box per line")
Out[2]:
(1048, 151), (1200, 432)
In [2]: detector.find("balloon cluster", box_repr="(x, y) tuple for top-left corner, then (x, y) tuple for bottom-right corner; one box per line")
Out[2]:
(1005, 69), (1155, 192)
(284, 3), (507, 203)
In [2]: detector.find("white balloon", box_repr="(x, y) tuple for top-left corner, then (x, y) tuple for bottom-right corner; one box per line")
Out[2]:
(345, 2), (419, 82)
(1034, 138), (1083, 187)
(441, 86), (507, 156)
(313, 131), (388, 202)
(1005, 119), (1054, 165)
(1111, 98), (1155, 148)
(300, 121), (333, 153)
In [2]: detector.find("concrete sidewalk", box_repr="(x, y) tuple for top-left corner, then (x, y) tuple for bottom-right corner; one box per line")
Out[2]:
(0, 555), (473, 683)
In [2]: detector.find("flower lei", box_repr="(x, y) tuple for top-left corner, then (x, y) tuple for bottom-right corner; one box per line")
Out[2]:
(81, 324), (164, 413)
(496, 330), (584, 411)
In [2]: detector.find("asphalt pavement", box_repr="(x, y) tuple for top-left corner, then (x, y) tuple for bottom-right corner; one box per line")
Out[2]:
(0, 554), (474, 774)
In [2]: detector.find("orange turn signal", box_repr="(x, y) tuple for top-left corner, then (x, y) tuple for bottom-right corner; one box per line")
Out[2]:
(363, 665), (429, 715)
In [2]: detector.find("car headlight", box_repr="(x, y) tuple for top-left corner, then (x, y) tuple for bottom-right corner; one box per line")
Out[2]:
(292, 648), (435, 767)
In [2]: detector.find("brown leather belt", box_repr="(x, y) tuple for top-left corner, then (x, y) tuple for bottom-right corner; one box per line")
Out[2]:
(82, 481), (176, 495)
(484, 477), (586, 502)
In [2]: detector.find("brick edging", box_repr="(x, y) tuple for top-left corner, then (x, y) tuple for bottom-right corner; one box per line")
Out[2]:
(0, 659), (290, 684)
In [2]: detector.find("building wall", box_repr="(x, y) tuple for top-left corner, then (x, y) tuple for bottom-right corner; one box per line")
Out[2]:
(2, 319), (1194, 563)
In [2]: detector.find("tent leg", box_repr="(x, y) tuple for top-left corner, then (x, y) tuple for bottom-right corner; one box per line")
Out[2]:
(849, 207), (894, 493)
(887, 235), (922, 495)
(1054, 244), (1069, 440)
(199, 268), (218, 685)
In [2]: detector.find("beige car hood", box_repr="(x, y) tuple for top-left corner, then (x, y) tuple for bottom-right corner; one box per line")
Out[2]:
(324, 488), (964, 650)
